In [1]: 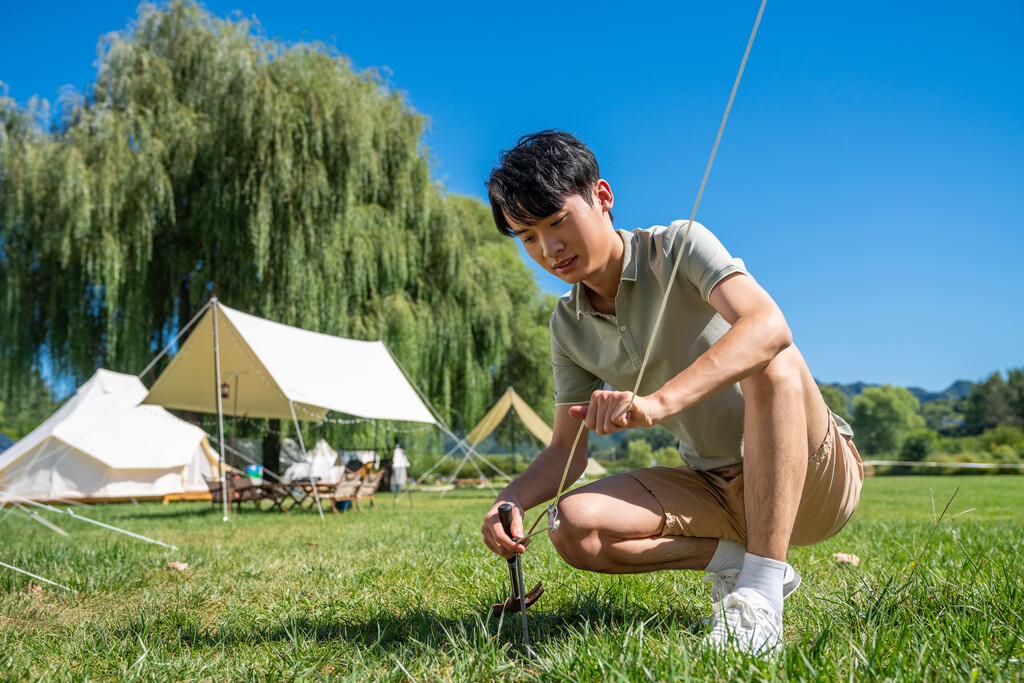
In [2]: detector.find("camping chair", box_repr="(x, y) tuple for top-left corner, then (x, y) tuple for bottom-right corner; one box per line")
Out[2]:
(204, 475), (260, 513)
(204, 476), (225, 511)
(229, 476), (262, 512)
(354, 469), (386, 511)
(330, 469), (363, 514)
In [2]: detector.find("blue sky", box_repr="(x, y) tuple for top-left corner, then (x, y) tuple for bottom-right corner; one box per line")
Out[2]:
(2, 1), (1022, 392)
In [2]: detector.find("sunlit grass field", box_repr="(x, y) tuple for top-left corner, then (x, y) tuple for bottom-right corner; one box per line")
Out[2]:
(2, 476), (1022, 681)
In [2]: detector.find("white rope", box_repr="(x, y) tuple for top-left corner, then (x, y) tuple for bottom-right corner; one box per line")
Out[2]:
(137, 300), (212, 379)
(14, 504), (70, 537)
(0, 491), (178, 550)
(0, 559), (75, 592)
(290, 400), (325, 521)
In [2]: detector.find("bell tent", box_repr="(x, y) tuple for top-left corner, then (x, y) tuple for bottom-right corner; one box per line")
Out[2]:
(0, 369), (216, 503)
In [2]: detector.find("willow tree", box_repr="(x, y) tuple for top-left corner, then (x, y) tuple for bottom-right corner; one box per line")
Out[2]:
(0, 0), (553, 442)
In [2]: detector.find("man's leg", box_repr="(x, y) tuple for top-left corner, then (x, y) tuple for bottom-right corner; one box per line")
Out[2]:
(705, 344), (828, 654)
(549, 473), (720, 574)
(739, 344), (828, 562)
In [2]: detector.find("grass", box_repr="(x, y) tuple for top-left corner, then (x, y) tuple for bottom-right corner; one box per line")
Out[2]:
(1, 476), (1022, 681)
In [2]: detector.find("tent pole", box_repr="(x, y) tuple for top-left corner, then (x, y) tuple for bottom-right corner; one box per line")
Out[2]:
(290, 401), (324, 521)
(212, 297), (230, 522)
(510, 402), (517, 476)
(232, 372), (239, 456)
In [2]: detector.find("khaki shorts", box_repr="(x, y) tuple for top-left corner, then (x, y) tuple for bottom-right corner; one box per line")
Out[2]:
(626, 414), (864, 547)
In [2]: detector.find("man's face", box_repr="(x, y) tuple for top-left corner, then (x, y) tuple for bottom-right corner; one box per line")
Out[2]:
(506, 181), (616, 284)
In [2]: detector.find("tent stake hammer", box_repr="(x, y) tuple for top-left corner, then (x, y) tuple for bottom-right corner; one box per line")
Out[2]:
(498, 503), (532, 650)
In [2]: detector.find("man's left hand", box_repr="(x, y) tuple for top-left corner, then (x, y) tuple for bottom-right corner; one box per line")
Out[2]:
(568, 390), (662, 435)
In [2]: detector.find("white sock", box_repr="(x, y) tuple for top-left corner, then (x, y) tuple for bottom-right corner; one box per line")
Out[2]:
(734, 552), (786, 616)
(704, 539), (746, 573)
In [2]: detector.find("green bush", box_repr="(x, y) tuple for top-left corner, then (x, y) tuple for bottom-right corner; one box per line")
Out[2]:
(900, 428), (939, 461)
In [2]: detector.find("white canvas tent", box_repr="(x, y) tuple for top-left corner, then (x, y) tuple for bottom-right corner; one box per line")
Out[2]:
(282, 439), (342, 483)
(0, 369), (215, 502)
(141, 299), (438, 520)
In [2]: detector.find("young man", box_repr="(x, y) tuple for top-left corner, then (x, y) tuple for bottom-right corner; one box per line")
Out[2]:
(480, 131), (863, 656)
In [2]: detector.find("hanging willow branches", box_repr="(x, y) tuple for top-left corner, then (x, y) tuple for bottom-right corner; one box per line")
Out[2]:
(0, 0), (553, 431)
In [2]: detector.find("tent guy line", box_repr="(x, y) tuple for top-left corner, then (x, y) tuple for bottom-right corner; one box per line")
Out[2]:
(0, 560), (75, 593)
(0, 491), (178, 550)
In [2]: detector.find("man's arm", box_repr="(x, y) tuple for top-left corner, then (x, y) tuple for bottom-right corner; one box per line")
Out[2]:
(481, 404), (590, 558)
(572, 271), (793, 434)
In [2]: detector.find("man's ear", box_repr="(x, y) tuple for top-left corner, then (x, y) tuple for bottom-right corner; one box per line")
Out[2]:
(594, 179), (614, 213)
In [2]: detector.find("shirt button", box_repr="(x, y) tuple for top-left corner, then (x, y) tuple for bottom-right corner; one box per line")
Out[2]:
(620, 325), (627, 332)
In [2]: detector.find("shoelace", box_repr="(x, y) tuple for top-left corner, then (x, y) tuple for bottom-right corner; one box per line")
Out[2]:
(713, 593), (761, 629)
(702, 568), (740, 604)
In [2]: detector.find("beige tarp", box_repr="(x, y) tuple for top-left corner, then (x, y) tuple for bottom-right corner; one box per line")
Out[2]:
(465, 388), (552, 448)
(143, 301), (436, 424)
(583, 458), (608, 478)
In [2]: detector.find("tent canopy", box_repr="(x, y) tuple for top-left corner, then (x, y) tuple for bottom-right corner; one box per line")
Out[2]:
(583, 458), (608, 478)
(464, 388), (552, 448)
(0, 369), (214, 501)
(143, 301), (436, 424)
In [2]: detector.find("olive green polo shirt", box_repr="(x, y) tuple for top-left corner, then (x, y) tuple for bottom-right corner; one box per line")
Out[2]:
(550, 220), (749, 471)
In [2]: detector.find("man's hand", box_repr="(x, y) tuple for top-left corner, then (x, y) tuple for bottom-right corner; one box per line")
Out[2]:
(568, 390), (662, 435)
(482, 500), (530, 558)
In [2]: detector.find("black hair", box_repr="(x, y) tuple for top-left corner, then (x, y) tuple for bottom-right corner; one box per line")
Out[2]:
(486, 130), (606, 237)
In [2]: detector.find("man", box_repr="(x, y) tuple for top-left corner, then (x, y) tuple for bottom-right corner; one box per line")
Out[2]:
(480, 131), (863, 656)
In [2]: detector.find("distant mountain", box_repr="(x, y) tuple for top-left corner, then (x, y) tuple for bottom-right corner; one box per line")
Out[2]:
(906, 380), (974, 403)
(819, 380), (974, 405)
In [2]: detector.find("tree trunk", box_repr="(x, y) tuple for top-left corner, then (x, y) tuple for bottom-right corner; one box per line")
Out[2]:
(262, 419), (281, 477)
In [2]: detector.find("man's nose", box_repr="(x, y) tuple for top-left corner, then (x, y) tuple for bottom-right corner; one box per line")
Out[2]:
(540, 233), (563, 258)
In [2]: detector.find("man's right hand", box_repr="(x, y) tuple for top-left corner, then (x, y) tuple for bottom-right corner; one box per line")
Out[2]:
(481, 500), (529, 559)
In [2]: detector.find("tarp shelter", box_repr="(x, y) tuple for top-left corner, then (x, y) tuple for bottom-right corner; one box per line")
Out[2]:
(142, 298), (438, 519)
(0, 433), (12, 454)
(143, 300), (437, 424)
(0, 370), (216, 502)
(583, 458), (608, 478)
(464, 388), (553, 448)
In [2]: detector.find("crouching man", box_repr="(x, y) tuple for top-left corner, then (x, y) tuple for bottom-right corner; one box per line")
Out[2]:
(480, 131), (863, 656)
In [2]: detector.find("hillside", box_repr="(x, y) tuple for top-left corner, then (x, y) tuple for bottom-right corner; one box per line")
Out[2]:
(823, 379), (974, 405)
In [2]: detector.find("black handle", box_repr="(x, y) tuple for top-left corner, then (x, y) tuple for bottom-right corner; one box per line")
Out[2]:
(498, 503), (517, 542)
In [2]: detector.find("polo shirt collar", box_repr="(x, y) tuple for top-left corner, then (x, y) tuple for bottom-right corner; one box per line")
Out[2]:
(572, 229), (637, 319)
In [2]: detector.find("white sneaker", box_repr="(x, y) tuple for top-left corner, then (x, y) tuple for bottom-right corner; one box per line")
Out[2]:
(689, 563), (800, 635)
(702, 562), (801, 603)
(703, 588), (783, 657)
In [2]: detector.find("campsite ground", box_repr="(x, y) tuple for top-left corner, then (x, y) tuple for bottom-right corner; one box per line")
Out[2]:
(2, 475), (1022, 681)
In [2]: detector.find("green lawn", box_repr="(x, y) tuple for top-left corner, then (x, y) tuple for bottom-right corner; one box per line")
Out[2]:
(2, 476), (1022, 681)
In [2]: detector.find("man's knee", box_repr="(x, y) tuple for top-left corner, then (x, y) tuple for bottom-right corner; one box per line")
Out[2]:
(549, 493), (607, 572)
(741, 346), (805, 401)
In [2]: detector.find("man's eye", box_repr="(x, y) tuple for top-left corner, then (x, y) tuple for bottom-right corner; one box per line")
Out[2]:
(523, 236), (535, 244)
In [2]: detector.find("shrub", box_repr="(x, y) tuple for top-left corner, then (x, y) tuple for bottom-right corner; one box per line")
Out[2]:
(900, 429), (939, 461)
